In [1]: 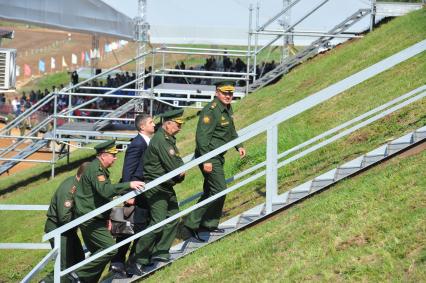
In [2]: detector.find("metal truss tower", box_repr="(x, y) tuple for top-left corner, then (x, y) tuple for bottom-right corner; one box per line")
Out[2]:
(281, 0), (294, 62)
(135, 0), (150, 113)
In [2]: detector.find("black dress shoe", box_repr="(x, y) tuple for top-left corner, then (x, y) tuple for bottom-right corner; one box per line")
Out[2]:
(185, 226), (206, 242)
(152, 256), (171, 262)
(109, 262), (126, 276)
(126, 262), (145, 277)
(67, 272), (83, 283)
(201, 226), (225, 233)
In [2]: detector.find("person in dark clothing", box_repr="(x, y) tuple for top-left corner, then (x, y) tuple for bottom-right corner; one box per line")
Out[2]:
(73, 141), (144, 282)
(183, 81), (246, 242)
(40, 162), (89, 283)
(109, 114), (155, 276)
(127, 109), (185, 276)
(71, 71), (79, 85)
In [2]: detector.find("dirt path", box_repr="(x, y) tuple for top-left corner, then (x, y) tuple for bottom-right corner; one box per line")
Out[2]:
(0, 123), (53, 177)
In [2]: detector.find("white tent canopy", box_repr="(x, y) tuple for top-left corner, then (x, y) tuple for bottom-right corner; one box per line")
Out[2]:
(0, 0), (134, 40)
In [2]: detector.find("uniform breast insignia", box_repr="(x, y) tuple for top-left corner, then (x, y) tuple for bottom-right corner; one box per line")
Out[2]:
(97, 175), (106, 182)
(70, 185), (77, 194)
(220, 116), (229, 126)
(203, 116), (211, 124)
(64, 200), (73, 208)
(168, 148), (175, 156)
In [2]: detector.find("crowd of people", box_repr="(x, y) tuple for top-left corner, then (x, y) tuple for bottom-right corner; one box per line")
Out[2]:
(41, 81), (246, 282)
(0, 55), (278, 131)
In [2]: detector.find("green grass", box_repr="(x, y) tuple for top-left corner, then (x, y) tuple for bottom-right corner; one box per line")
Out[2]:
(0, 148), (94, 196)
(20, 72), (70, 93)
(0, 8), (425, 282)
(146, 146), (426, 282)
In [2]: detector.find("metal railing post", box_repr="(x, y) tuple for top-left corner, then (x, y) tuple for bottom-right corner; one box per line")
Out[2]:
(51, 94), (57, 179)
(150, 50), (155, 115)
(53, 235), (61, 283)
(370, 0), (376, 31)
(254, 2), (260, 80)
(68, 87), (72, 124)
(161, 51), (165, 84)
(246, 4), (253, 96)
(266, 125), (278, 213)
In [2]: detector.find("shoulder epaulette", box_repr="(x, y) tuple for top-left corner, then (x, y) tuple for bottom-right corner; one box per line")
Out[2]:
(210, 102), (217, 109)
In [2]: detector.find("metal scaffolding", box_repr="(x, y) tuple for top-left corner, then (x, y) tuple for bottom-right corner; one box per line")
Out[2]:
(135, 0), (150, 114)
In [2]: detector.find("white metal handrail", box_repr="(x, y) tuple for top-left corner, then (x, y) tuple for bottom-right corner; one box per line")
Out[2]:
(21, 248), (58, 283)
(2, 86), (423, 211)
(181, 85), (426, 205)
(36, 40), (425, 281)
(3, 86), (423, 279)
(161, 46), (251, 54)
(43, 38), (426, 241)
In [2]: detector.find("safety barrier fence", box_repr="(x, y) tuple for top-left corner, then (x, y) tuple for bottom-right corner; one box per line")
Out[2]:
(0, 40), (422, 282)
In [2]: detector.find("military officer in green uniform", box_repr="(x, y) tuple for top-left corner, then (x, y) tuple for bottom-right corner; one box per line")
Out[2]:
(183, 80), (246, 241)
(41, 162), (89, 283)
(128, 109), (185, 276)
(74, 140), (144, 282)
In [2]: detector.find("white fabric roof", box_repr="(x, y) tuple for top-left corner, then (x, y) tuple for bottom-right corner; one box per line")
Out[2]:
(0, 0), (134, 40)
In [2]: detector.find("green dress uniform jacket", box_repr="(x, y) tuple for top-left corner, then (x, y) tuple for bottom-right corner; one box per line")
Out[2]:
(194, 96), (242, 163)
(143, 127), (184, 187)
(132, 127), (184, 265)
(43, 176), (84, 283)
(74, 158), (130, 219)
(74, 158), (131, 282)
(185, 97), (242, 230)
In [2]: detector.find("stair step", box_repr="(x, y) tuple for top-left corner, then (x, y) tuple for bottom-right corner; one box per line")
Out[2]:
(414, 130), (426, 142)
(312, 169), (337, 190)
(364, 144), (388, 166)
(218, 215), (240, 229)
(287, 191), (309, 203)
(291, 181), (312, 193)
(365, 144), (388, 157)
(387, 132), (414, 154)
(336, 156), (365, 179)
(242, 204), (265, 217)
(273, 192), (289, 205)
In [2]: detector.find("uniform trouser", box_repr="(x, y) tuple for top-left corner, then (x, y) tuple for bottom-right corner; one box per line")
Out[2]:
(42, 219), (85, 283)
(132, 186), (179, 265)
(185, 158), (226, 230)
(110, 237), (132, 265)
(111, 236), (140, 266)
(76, 219), (117, 283)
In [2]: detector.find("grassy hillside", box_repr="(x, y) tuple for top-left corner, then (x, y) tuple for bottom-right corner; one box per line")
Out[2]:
(147, 145), (426, 282)
(0, 8), (425, 281)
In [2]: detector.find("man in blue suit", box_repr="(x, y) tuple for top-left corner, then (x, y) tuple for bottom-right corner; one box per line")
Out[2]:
(110, 113), (155, 276)
(122, 114), (155, 183)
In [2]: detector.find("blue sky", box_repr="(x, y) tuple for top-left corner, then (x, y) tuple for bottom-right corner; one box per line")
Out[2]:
(102, 0), (373, 45)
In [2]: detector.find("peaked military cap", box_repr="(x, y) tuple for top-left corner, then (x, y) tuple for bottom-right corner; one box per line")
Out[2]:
(160, 109), (184, 124)
(215, 80), (235, 93)
(95, 140), (119, 154)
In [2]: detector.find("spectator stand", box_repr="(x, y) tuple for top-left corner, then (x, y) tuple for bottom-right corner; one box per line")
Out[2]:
(0, 45), (254, 177)
(1, 0), (420, 179)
